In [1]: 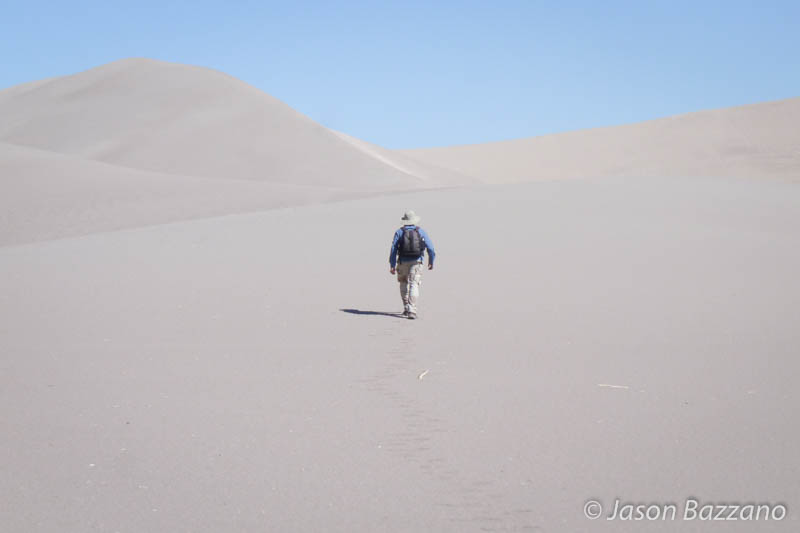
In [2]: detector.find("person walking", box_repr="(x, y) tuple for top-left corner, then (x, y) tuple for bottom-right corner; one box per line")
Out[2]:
(389, 211), (435, 319)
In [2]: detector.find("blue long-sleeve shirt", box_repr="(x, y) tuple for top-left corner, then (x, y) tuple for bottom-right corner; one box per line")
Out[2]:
(389, 225), (436, 268)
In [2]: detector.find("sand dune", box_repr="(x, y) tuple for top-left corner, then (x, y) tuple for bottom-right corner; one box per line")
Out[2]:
(0, 59), (476, 244)
(0, 142), (367, 245)
(0, 58), (467, 191)
(399, 98), (800, 182)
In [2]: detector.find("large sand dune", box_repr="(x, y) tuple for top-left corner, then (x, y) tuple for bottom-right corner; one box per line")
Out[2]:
(0, 59), (475, 244)
(399, 98), (800, 183)
(0, 58), (469, 190)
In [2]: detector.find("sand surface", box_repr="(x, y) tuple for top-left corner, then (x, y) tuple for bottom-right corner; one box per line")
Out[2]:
(1, 60), (798, 532)
(2, 177), (798, 531)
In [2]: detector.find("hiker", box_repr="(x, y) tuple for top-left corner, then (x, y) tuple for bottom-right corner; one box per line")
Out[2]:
(389, 210), (435, 319)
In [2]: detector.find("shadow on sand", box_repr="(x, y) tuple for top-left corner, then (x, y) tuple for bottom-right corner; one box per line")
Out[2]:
(340, 308), (405, 318)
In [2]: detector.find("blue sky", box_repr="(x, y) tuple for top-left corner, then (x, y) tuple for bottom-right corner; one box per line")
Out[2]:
(1, 1), (798, 148)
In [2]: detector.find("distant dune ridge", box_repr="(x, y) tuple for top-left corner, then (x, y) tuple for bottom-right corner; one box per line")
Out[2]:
(400, 97), (800, 183)
(0, 58), (797, 245)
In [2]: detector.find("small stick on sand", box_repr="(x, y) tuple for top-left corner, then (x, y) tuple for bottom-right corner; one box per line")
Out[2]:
(418, 370), (429, 380)
(597, 384), (630, 390)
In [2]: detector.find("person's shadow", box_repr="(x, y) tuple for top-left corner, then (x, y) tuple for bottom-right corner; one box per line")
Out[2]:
(340, 308), (405, 318)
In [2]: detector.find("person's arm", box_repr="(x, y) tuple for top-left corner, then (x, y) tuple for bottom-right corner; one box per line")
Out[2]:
(419, 228), (435, 269)
(389, 229), (402, 271)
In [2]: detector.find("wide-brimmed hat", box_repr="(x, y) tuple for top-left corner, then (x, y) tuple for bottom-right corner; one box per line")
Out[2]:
(401, 210), (420, 225)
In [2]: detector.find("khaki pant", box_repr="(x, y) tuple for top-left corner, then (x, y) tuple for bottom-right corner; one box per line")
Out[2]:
(396, 261), (423, 313)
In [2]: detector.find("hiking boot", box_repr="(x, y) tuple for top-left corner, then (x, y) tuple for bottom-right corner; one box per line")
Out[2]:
(407, 312), (417, 320)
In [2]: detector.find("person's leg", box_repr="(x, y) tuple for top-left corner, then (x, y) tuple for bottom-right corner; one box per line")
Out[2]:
(396, 262), (411, 313)
(407, 262), (423, 315)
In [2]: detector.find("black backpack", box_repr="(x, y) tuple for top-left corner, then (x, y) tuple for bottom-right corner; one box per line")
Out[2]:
(399, 227), (424, 257)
